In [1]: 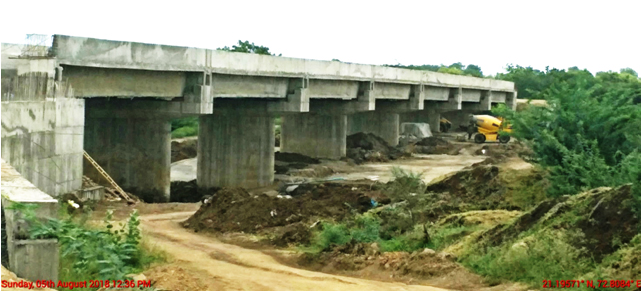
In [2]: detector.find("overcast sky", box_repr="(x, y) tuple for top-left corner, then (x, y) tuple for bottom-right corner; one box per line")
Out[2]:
(1, 0), (639, 76)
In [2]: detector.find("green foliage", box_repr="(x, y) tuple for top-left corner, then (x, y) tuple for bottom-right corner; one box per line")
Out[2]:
(218, 40), (281, 56)
(492, 73), (641, 204)
(171, 117), (198, 138)
(310, 222), (351, 252)
(385, 62), (484, 77)
(386, 167), (426, 202)
(171, 126), (198, 138)
(6, 201), (161, 288)
(349, 214), (381, 243)
(382, 167), (427, 231)
(495, 65), (641, 101)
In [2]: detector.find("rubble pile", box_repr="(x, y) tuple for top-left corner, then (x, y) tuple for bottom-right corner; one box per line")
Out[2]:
(346, 133), (406, 164)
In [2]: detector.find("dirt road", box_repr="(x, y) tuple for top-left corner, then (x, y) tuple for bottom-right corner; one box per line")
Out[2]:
(141, 211), (446, 291)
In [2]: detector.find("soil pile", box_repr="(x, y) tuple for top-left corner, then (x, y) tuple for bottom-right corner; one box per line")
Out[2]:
(412, 137), (464, 155)
(419, 165), (519, 221)
(274, 152), (321, 175)
(183, 184), (386, 244)
(416, 137), (450, 147)
(478, 185), (640, 261)
(346, 133), (405, 164)
(171, 138), (197, 162)
(471, 143), (533, 166)
(169, 180), (219, 203)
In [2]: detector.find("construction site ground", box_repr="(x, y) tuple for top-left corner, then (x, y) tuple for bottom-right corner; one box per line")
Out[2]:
(85, 133), (536, 291)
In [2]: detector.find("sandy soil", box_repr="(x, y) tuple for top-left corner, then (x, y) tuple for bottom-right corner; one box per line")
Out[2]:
(140, 211), (446, 291)
(171, 158), (197, 182)
(323, 154), (485, 183)
(172, 154), (486, 184)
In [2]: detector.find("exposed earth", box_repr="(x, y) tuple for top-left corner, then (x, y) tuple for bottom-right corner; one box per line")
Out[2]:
(7, 132), (637, 291)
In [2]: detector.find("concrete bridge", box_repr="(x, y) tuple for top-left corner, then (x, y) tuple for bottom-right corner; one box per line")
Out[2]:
(2, 35), (517, 202)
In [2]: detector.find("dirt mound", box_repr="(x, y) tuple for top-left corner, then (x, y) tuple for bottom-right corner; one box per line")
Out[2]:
(346, 132), (405, 164)
(474, 143), (532, 163)
(437, 210), (522, 229)
(420, 165), (519, 221)
(171, 138), (197, 162)
(275, 152), (320, 164)
(183, 184), (384, 234)
(262, 222), (312, 247)
(169, 180), (220, 203)
(478, 185), (640, 261)
(416, 137), (450, 147)
(274, 152), (321, 175)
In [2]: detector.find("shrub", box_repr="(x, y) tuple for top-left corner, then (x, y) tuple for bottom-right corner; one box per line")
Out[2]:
(311, 222), (351, 251)
(349, 214), (380, 243)
(5, 201), (160, 288)
(171, 126), (198, 138)
(493, 77), (641, 211)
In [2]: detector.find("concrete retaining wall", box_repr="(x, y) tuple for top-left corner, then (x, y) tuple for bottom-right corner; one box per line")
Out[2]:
(1, 160), (59, 282)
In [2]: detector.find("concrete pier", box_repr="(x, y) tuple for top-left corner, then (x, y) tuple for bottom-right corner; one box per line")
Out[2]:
(197, 114), (275, 188)
(401, 110), (442, 133)
(348, 112), (400, 146)
(84, 117), (171, 202)
(281, 114), (347, 159)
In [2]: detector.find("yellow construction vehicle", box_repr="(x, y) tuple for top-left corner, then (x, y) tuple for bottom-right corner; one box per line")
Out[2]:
(467, 115), (512, 144)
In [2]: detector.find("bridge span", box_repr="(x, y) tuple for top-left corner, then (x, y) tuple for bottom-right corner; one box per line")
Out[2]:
(2, 35), (516, 202)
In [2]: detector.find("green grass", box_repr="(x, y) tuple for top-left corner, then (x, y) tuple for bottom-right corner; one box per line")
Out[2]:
(171, 117), (199, 138)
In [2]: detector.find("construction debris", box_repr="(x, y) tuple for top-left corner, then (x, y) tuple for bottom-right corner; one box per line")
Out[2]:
(82, 176), (139, 203)
(274, 152), (321, 175)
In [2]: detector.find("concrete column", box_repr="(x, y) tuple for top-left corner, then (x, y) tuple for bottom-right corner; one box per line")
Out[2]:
(84, 117), (171, 202)
(349, 112), (400, 146)
(281, 114), (347, 159)
(427, 110), (441, 133)
(197, 114), (274, 188)
(400, 110), (441, 133)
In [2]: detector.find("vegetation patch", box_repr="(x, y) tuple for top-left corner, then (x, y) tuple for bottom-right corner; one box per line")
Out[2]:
(5, 201), (163, 290)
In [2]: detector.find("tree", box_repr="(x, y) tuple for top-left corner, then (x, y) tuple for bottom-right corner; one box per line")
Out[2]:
(620, 67), (638, 77)
(463, 64), (483, 77)
(385, 63), (484, 77)
(218, 40), (281, 56)
(493, 70), (641, 204)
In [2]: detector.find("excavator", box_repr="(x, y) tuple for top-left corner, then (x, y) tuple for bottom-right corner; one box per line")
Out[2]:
(467, 114), (512, 144)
